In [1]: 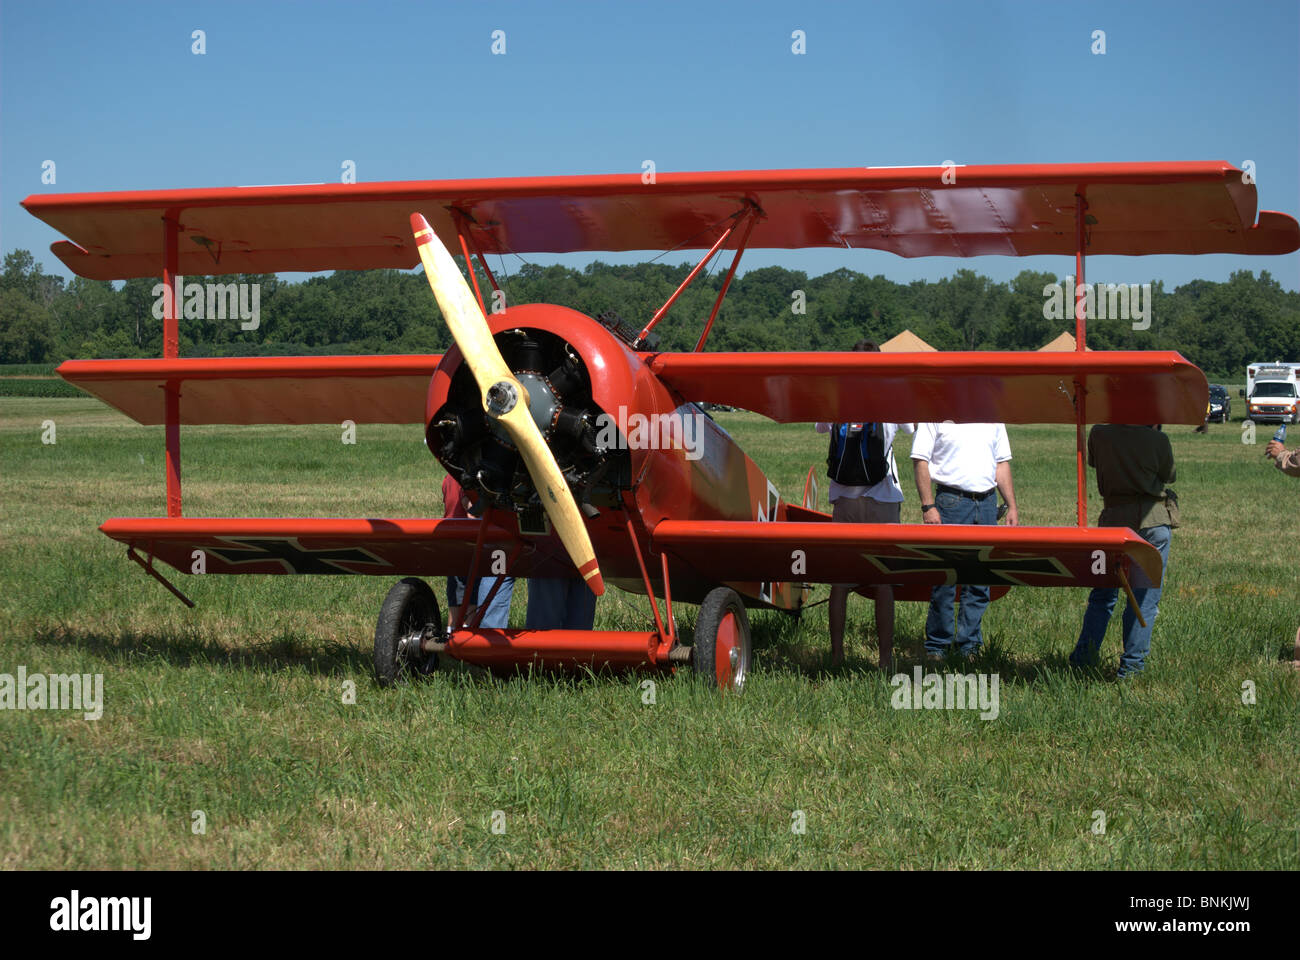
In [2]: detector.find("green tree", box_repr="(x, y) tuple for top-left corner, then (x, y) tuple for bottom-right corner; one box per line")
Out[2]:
(0, 287), (55, 362)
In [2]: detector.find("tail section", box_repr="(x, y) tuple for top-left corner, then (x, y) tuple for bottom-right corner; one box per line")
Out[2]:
(802, 465), (819, 512)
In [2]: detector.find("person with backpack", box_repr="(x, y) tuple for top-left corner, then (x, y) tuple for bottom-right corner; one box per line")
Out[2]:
(911, 421), (1018, 660)
(814, 339), (914, 671)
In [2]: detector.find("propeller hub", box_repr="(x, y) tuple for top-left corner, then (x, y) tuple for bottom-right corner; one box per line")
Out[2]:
(486, 381), (519, 418)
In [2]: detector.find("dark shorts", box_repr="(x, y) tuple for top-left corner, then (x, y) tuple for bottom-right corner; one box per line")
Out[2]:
(831, 496), (901, 524)
(831, 496), (900, 588)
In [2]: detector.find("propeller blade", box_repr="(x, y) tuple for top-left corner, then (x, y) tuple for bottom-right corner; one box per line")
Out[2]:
(411, 213), (604, 596)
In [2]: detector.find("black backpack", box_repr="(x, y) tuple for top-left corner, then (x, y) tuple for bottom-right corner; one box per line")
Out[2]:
(827, 422), (890, 486)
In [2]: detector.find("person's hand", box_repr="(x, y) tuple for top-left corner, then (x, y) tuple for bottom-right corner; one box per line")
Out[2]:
(923, 506), (942, 525)
(1003, 505), (1019, 526)
(1266, 440), (1285, 459)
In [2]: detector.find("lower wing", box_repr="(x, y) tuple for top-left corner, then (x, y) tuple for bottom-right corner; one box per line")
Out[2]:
(99, 517), (576, 578)
(652, 520), (1162, 590)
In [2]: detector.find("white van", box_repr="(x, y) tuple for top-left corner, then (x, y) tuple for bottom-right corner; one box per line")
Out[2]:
(1246, 362), (1300, 398)
(1247, 371), (1300, 425)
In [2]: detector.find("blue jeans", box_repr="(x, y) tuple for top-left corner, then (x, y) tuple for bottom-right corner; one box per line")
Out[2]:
(475, 576), (515, 629)
(1070, 524), (1170, 678)
(525, 577), (597, 630)
(447, 575), (468, 609)
(925, 489), (997, 656)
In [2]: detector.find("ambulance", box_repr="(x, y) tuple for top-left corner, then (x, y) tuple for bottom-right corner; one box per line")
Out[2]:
(1245, 362), (1300, 424)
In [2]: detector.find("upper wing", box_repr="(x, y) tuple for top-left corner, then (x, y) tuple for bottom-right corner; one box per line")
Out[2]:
(23, 162), (1298, 280)
(652, 520), (1164, 590)
(59, 355), (440, 424)
(649, 350), (1208, 425)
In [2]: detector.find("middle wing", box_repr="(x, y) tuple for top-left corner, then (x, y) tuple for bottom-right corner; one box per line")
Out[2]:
(652, 521), (1163, 590)
(59, 355), (441, 425)
(649, 350), (1207, 425)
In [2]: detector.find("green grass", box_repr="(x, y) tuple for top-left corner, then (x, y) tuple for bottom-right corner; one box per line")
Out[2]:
(0, 397), (1296, 868)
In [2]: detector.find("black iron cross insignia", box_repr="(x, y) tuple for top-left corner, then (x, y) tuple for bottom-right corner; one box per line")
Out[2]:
(211, 538), (390, 574)
(864, 544), (1074, 587)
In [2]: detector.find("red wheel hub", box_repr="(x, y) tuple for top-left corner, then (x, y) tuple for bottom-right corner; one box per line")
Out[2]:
(715, 610), (740, 690)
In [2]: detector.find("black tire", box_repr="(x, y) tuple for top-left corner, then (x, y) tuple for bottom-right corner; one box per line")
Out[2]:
(374, 577), (442, 687)
(691, 587), (752, 692)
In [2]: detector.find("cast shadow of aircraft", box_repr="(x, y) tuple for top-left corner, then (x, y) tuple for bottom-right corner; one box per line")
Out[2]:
(30, 624), (369, 677)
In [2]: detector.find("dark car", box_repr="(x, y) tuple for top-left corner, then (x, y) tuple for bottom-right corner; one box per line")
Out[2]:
(1207, 384), (1230, 423)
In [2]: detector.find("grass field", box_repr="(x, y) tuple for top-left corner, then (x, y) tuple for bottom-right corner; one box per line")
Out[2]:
(1, 396), (1297, 869)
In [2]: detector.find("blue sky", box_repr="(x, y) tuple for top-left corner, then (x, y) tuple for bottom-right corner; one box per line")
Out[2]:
(3, 0), (1297, 291)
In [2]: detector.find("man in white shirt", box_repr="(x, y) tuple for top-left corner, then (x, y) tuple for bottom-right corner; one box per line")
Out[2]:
(911, 421), (1018, 659)
(813, 340), (914, 670)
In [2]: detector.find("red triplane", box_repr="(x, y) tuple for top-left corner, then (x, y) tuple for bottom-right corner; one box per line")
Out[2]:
(23, 163), (1299, 689)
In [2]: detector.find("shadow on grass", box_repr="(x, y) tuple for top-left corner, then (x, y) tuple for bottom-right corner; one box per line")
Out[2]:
(32, 623), (663, 692)
(28, 613), (1127, 690)
(746, 608), (1123, 684)
(30, 623), (369, 677)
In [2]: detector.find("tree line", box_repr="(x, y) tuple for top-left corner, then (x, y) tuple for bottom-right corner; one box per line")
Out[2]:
(2, 248), (1297, 381)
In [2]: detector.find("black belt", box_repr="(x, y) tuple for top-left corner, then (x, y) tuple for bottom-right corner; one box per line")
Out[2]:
(1102, 494), (1164, 505)
(936, 483), (995, 500)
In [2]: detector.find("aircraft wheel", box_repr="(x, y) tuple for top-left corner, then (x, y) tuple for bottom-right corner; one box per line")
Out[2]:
(692, 587), (751, 692)
(374, 577), (442, 687)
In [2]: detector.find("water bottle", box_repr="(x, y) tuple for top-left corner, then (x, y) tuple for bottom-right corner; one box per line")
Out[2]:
(1266, 423), (1287, 464)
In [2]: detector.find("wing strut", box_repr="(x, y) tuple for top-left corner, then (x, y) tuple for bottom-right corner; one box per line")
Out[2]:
(1115, 563), (1148, 628)
(127, 546), (195, 608)
(451, 207), (501, 314)
(163, 209), (183, 516)
(636, 205), (758, 347)
(694, 204), (759, 352)
(1074, 191), (1088, 527)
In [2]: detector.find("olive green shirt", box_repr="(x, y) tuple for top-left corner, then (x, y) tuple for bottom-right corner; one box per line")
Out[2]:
(1088, 424), (1178, 530)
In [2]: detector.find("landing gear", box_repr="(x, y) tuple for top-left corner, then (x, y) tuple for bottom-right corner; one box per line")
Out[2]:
(374, 577), (443, 686)
(691, 586), (751, 692)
